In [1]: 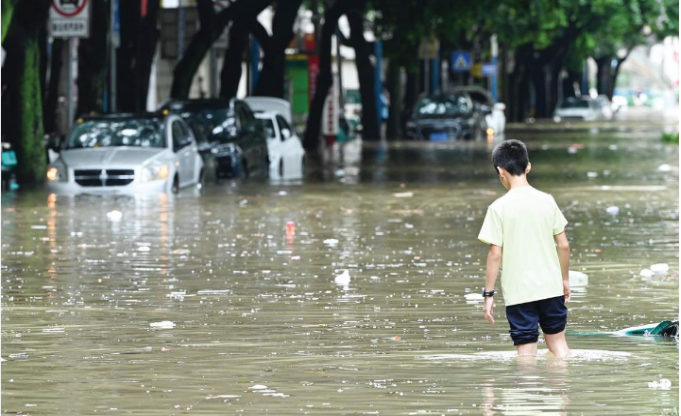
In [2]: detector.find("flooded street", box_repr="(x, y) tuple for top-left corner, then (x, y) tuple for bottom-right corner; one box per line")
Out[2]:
(2, 127), (678, 415)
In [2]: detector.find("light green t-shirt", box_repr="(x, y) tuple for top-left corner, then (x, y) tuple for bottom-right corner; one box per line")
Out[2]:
(478, 186), (568, 306)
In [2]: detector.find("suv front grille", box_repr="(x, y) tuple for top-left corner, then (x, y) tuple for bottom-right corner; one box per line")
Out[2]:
(74, 169), (135, 187)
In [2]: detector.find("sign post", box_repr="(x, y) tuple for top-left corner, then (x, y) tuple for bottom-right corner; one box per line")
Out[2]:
(111, 0), (119, 112)
(50, 0), (91, 130)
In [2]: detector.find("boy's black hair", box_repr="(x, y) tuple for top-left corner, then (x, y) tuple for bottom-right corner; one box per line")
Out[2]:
(492, 139), (529, 176)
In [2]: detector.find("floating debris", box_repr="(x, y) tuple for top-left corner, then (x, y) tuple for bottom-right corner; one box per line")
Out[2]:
(568, 270), (589, 286)
(605, 206), (620, 215)
(334, 270), (351, 287)
(323, 239), (339, 247)
(650, 263), (669, 275)
(150, 321), (176, 329)
(393, 192), (414, 198)
(648, 379), (672, 390)
(658, 164), (672, 172)
(106, 210), (123, 221)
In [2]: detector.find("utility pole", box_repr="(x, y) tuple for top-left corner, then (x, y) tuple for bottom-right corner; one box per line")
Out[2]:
(491, 34), (498, 102)
(66, 39), (74, 130)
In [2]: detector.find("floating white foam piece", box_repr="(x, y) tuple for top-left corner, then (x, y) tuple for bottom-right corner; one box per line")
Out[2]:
(639, 269), (654, 278)
(150, 321), (176, 329)
(464, 293), (484, 304)
(648, 379), (672, 390)
(393, 192), (414, 198)
(138, 246), (151, 252)
(650, 263), (669, 275)
(334, 270), (351, 287)
(567, 147), (578, 154)
(569, 270), (589, 286)
(206, 394), (241, 400)
(31, 225), (47, 230)
(106, 210), (122, 221)
(658, 164), (672, 172)
(587, 172), (598, 178)
(249, 385), (268, 390)
(323, 239), (339, 246)
(605, 206), (620, 215)
(0, 357), (6, 362)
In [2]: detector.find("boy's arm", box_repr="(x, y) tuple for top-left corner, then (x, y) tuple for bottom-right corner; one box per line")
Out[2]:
(554, 232), (571, 301)
(483, 244), (502, 324)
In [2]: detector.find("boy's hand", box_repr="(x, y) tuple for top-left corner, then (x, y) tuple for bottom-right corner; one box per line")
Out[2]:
(483, 297), (495, 324)
(563, 281), (571, 302)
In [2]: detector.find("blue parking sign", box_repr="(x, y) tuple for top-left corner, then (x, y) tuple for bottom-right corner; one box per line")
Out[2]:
(451, 51), (471, 72)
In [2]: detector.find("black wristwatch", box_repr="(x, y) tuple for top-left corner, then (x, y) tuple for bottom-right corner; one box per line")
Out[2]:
(482, 289), (495, 298)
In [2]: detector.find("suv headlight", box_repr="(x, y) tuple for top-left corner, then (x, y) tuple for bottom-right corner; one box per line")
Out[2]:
(46, 160), (68, 182)
(141, 162), (170, 182)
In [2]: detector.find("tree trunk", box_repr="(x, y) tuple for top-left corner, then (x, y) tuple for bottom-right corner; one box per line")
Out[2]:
(116, 0), (142, 112)
(2, 0), (51, 185)
(562, 69), (580, 100)
(403, 68), (418, 131)
(135, 0), (161, 112)
(171, 0), (272, 99)
(548, 58), (563, 116)
(219, 21), (250, 99)
(530, 65), (548, 118)
(386, 62), (402, 139)
(44, 39), (64, 134)
(303, 0), (364, 151)
(253, 0), (303, 98)
(77, 0), (108, 115)
(346, 9), (379, 140)
(609, 51), (630, 100)
(595, 57), (611, 97)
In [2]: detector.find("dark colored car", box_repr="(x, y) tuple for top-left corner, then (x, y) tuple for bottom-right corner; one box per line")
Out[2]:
(406, 90), (490, 141)
(161, 99), (269, 179)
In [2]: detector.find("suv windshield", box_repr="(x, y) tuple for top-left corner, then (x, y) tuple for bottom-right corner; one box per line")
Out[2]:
(179, 108), (238, 143)
(415, 94), (471, 117)
(66, 119), (165, 149)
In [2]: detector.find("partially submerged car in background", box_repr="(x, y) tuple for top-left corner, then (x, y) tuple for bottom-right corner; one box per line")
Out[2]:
(161, 99), (269, 180)
(46, 113), (204, 194)
(406, 88), (504, 141)
(553, 97), (603, 121)
(243, 97), (305, 179)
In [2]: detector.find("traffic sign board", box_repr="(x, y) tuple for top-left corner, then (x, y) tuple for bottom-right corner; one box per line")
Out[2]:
(50, 0), (90, 38)
(451, 51), (471, 72)
(482, 63), (497, 77)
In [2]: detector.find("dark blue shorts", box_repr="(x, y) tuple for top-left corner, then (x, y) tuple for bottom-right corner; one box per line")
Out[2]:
(505, 296), (567, 345)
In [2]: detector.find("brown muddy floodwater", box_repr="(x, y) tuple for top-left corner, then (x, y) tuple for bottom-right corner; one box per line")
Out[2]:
(1, 127), (679, 415)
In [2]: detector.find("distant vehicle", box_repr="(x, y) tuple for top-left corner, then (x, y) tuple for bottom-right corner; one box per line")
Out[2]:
(161, 99), (269, 179)
(553, 97), (602, 121)
(596, 95), (614, 120)
(1, 142), (17, 192)
(452, 86), (506, 135)
(46, 113), (204, 194)
(406, 90), (491, 141)
(243, 97), (305, 179)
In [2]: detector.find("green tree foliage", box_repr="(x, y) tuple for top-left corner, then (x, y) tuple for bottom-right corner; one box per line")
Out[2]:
(1, 0), (18, 44)
(2, 0), (51, 184)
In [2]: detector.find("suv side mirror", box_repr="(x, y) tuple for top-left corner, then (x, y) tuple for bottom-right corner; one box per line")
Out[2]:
(281, 128), (291, 141)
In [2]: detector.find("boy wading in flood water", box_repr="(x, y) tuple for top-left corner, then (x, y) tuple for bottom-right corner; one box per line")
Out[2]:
(478, 139), (571, 357)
